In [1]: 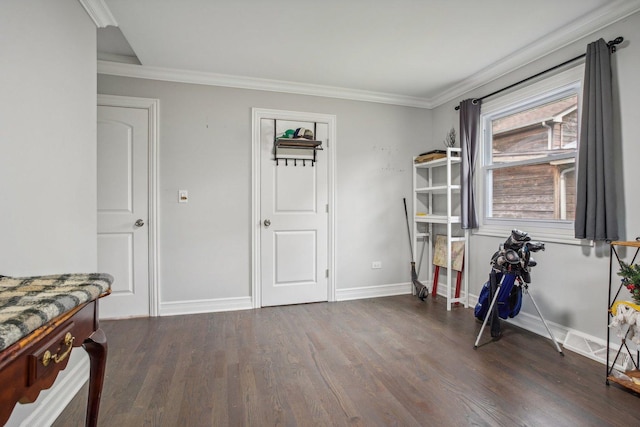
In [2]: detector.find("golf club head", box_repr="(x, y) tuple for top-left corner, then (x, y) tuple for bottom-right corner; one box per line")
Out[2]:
(489, 250), (501, 264)
(526, 241), (545, 252)
(504, 229), (531, 250)
(504, 249), (520, 265)
(417, 284), (428, 301)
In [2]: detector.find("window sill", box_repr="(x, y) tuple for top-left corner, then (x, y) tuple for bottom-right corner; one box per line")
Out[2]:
(475, 224), (593, 247)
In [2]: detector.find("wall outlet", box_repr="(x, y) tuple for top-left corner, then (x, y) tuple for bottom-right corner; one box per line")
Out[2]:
(178, 190), (188, 203)
(372, 261), (382, 269)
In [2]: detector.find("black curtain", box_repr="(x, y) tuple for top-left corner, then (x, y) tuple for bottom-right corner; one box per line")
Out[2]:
(460, 99), (482, 229)
(574, 38), (619, 241)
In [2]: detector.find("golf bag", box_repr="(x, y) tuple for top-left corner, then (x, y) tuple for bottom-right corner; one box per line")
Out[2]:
(474, 272), (522, 321)
(473, 230), (563, 354)
(474, 229), (544, 338)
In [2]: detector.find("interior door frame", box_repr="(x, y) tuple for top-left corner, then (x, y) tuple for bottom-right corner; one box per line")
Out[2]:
(251, 108), (337, 308)
(97, 94), (160, 317)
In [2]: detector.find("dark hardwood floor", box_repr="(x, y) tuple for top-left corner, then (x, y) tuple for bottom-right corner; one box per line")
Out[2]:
(54, 295), (640, 426)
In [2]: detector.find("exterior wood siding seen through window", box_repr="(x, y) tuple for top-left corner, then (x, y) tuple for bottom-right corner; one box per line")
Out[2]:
(488, 95), (577, 221)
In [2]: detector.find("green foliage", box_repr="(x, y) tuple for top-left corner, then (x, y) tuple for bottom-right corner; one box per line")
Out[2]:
(617, 261), (640, 302)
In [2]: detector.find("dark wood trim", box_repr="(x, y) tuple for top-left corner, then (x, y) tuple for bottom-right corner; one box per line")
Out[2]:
(1, 300), (107, 427)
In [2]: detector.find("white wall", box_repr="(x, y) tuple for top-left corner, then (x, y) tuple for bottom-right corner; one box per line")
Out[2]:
(0, 0), (98, 275)
(431, 11), (640, 340)
(1, 0), (97, 425)
(97, 75), (431, 305)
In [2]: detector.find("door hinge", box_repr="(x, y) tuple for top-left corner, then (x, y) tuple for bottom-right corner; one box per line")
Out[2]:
(326, 269), (329, 278)
(326, 204), (329, 213)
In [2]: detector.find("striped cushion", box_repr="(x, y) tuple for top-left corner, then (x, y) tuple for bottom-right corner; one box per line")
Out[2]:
(0, 273), (112, 351)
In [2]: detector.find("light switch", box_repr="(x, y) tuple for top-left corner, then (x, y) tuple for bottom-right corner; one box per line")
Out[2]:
(178, 190), (188, 203)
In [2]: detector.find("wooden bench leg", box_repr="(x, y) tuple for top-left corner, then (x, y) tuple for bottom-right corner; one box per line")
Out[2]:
(83, 328), (107, 427)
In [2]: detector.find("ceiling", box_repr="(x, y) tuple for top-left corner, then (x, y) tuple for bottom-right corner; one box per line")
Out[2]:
(95, 0), (640, 108)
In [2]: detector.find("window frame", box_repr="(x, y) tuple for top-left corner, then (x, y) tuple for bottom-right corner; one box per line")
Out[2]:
(475, 66), (590, 246)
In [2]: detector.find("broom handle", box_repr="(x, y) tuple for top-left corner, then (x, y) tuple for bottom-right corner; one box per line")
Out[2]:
(403, 198), (414, 261)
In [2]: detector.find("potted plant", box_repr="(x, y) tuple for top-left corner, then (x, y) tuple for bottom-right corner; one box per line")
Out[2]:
(617, 261), (640, 304)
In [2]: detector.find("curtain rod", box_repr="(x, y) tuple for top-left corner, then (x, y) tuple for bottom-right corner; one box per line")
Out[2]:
(454, 36), (624, 111)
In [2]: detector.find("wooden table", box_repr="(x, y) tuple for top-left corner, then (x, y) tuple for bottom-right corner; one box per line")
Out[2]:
(0, 275), (111, 427)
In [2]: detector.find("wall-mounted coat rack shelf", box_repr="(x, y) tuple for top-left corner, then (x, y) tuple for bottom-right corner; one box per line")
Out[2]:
(274, 139), (323, 166)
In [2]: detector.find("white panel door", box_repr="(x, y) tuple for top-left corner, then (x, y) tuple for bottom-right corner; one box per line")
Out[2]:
(97, 105), (149, 318)
(261, 119), (328, 306)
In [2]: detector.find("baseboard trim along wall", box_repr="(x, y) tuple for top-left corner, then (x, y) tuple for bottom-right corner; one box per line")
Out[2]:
(336, 282), (412, 301)
(461, 290), (622, 368)
(159, 296), (253, 316)
(161, 284), (413, 315)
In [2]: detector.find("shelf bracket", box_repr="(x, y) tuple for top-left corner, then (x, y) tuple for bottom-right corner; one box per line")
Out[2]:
(273, 138), (323, 167)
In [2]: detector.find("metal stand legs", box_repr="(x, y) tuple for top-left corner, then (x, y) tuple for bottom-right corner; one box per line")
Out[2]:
(474, 278), (502, 349)
(523, 285), (564, 355)
(474, 282), (564, 355)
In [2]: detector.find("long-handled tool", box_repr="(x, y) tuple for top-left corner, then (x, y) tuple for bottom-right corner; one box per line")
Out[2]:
(403, 198), (428, 300)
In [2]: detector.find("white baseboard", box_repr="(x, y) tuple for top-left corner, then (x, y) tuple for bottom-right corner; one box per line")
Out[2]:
(451, 287), (568, 345)
(509, 311), (635, 370)
(336, 282), (412, 301)
(6, 350), (89, 427)
(159, 296), (253, 316)
(563, 328), (633, 371)
(463, 287), (624, 367)
(161, 285), (412, 314)
(504, 310), (568, 344)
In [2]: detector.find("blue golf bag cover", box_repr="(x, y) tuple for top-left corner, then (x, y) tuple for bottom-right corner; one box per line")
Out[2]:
(474, 272), (522, 321)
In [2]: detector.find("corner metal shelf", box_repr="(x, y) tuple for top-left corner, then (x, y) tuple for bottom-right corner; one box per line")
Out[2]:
(274, 139), (323, 166)
(606, 240), (640, 394)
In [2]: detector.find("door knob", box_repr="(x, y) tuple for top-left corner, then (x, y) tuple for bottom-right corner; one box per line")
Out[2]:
(135, 219), (145, 227)
(263, 219), (271, 228)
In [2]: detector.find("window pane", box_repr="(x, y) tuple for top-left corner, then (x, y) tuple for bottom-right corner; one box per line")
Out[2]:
(491, 95), (578, 161)
(479, 69), (583, 242)
(486, 93), (578, 221)
(489, 162), (575, 220)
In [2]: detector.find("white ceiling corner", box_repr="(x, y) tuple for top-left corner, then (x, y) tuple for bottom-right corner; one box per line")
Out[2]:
(429, 0), (640, 108)
(97, 0), (640, 109)
(78, 0), (117, 28)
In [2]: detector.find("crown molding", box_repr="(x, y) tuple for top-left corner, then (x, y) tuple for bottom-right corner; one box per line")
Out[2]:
(429, 0), (640, 108)
(78, 0), (118, 28)
(97, 60), (433, 109)
(97, 52), (140, 65)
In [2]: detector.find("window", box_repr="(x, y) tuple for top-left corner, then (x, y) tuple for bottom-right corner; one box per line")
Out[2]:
(478, 67), (583, 244)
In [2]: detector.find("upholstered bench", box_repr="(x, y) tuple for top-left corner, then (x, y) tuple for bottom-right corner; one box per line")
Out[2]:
(0, 273), (112, 427)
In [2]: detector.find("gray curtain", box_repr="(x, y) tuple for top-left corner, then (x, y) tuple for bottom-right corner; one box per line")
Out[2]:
(460, 98), (482, 229)
(574, 38), (619, 241)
